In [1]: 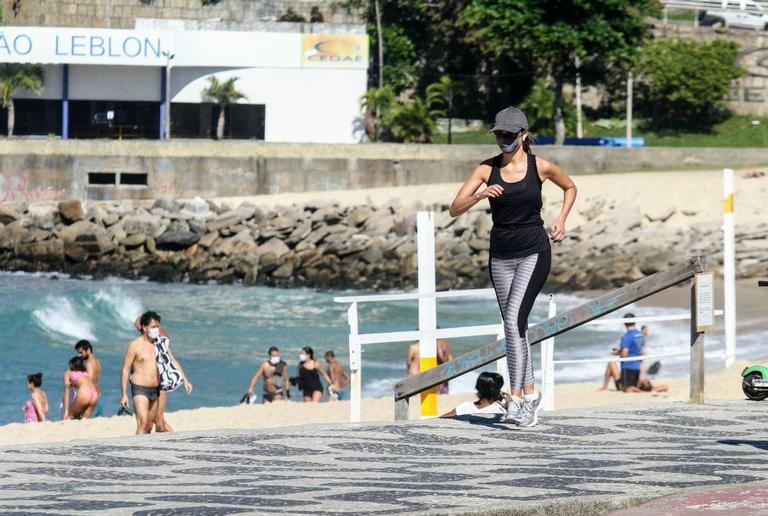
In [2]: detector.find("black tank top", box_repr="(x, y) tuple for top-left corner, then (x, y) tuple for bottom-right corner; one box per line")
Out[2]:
(299, 363), (323, 394)
(487, 153), (551, 259)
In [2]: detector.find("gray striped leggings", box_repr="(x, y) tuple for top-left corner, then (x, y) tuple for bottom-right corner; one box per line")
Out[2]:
(489, 250), (551, 391)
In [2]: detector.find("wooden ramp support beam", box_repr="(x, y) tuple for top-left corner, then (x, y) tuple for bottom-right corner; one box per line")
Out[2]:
(394, 256), (706, 420)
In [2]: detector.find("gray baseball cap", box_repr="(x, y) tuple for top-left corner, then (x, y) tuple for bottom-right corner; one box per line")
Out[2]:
(489, 106), (528, 133)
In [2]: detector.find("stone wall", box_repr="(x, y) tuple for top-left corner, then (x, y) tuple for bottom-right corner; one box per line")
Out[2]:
(0, 139), (767, 204)
(1, 0), (359, 29)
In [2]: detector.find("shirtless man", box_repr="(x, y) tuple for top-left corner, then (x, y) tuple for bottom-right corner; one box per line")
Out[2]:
(133, 316), (177, 432)
(245, 347), (290, 403)
(324, 351), (350, 401)
(121, 311), (162, 434)
(407, 338), (453, 393)
(75, 340), (104, 417)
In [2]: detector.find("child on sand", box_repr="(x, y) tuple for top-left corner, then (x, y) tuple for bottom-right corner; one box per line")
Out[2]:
(23, 373), (48, 423)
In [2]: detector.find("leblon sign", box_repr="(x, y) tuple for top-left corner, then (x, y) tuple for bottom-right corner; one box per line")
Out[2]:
(0, 27), (170, 66)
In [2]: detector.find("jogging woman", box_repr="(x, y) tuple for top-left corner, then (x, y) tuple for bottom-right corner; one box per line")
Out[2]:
(449, 106), (576, 427)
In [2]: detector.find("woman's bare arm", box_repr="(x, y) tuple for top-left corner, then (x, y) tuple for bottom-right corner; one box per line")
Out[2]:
(538, 157), (577, 242)
(449, 163), (500, 217)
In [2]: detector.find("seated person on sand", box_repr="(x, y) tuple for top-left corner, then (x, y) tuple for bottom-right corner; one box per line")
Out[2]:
(441, 372), (509, 417)
(600, 323), (650, 391)
(624, 378), (668, 393)
(244, 346), (290, 403)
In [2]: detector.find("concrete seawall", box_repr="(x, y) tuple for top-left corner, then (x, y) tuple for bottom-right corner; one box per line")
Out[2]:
(0, 139), (766, 203)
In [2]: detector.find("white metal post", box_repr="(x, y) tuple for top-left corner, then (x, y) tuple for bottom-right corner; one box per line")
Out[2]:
(496, 331), (509, 391)
(575, 56), (583, 139)
(723, 168), (736, 367)
(347, 302), (362, 423)
(626, 70), (633, 149)
(541, 294), (556, 411)
(417, 212), (438, 418)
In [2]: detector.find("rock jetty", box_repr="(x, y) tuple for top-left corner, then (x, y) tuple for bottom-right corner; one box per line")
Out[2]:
(0, 198), (765, 291)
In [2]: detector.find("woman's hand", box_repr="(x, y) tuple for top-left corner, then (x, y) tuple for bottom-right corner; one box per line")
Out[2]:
(548, 217), (565, 243)
(476, 184), (503, 200)
(184, 380), (194, 394)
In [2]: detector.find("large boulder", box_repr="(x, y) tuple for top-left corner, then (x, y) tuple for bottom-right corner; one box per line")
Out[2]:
(256, 237), (290, 258)
(0, 205), (20, 225)
(208, 206), (256, 232)
(58, 200), (86, 224)
(123, 213), (162, 236)
(210, 230), (258, 256)
(26, 204), (58, 229)
(180, 197), (213, 219)
(156, 230), (201, 251)
(14, 240), (65, 263)
(153, 198), (182, 213)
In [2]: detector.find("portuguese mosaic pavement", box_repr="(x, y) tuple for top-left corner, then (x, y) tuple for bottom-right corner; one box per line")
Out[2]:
(0, 400), (766, 515)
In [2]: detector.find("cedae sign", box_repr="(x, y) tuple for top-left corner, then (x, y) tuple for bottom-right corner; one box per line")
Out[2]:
(0, 27), (169, 66)
(301, 34), (368, 68)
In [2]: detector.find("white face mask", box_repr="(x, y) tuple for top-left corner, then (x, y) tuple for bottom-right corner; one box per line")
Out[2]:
(270, 356), (280, 365)
(299, 353), (308, 362)
(148, 327), (160, 340)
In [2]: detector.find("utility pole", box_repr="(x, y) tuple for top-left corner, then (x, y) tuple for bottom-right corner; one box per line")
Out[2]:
(162, 51), (175, 140)
(374, 0), (384, 88)
(626, 70), (633, 149)
(575, 55), (583, 139)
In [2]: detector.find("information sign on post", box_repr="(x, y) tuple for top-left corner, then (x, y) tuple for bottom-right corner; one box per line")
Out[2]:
(695, 272), (714, 333)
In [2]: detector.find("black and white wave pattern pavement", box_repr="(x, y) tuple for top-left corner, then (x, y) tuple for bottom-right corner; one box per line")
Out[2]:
(0, 400), (766, 515)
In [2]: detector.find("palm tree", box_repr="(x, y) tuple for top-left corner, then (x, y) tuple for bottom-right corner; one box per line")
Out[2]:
(202, 76), (247, 140)
(0, 64), (44, 137)
(426, 75), (465, 144)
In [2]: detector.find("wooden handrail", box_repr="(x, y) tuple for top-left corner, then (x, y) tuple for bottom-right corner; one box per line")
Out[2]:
(394, 256), (705, 412)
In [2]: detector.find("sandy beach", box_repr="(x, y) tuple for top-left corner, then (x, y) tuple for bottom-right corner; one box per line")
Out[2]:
(0, 356), (756, 447)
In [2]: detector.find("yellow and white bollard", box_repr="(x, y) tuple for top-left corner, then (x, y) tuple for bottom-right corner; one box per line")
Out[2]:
(417, 212), (437, 418)
(723, 169), (736, 368)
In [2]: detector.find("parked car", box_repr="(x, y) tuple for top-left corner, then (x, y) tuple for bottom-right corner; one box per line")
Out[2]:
(699, 9), (768, 30)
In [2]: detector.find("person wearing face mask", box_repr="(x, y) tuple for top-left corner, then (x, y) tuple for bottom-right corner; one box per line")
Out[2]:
(296, 346), (334, 402)
(244, 346), (290, 403)
(449, 106), (577, 427)
(121, 310), (163, 434)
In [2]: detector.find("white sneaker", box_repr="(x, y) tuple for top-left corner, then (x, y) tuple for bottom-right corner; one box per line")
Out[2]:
(502, 396), (524, 424)
(518, 392), (543, 427)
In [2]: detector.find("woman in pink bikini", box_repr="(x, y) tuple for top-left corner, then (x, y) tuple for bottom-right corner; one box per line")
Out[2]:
(63, 356), (99, 419)
(23, 372), (48, 423)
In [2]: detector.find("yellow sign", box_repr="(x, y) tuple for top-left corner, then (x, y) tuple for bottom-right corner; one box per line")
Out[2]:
(301, 34), (368, 68)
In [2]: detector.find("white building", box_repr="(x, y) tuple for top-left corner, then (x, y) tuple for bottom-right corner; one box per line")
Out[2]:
(0, 26), (368, 143)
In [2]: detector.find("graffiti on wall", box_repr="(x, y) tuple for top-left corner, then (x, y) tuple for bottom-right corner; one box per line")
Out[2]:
(0, 173), (67, 203)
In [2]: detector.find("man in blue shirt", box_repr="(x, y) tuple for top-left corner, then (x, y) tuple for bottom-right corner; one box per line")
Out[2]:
(619, 313), (644, 391)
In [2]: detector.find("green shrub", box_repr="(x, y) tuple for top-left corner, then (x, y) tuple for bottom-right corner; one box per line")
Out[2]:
(636, 39), (743, 132)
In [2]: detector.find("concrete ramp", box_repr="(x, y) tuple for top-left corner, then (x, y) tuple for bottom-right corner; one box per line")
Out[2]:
(0, 400), (766, 515)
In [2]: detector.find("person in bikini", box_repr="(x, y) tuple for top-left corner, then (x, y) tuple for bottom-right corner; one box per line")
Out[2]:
(245, 347), (290, 403)
(75, 340), (104, 417)
(63, 356), (98, 419)
(121, 311), (162, 434)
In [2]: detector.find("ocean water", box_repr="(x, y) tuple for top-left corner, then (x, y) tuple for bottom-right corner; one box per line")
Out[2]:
(0, 271), (763, 426)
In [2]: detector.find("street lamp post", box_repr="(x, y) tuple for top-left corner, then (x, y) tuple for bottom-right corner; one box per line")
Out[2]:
(162, 51), (175, 140)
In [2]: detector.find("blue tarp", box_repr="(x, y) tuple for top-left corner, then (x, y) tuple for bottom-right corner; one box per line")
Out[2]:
(536, 136), (645, 147)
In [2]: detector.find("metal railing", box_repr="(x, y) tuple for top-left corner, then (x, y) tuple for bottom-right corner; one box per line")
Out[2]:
(392, 256), (710, 420)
